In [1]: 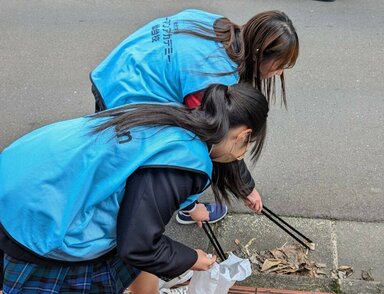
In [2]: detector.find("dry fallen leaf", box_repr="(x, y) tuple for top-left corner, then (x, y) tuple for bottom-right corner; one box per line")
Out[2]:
(361, 269), (374, 281)
(270, 248), (286, 260)
(260, 259), (283, 272)
(336, 265), (354, 279)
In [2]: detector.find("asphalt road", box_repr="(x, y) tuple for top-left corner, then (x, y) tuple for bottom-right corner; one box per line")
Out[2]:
(1, 0), (383, 222)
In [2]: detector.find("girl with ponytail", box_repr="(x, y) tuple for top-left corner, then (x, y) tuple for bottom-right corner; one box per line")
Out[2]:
(90, 7), (298, 226)
(91, 9), (298, 110)
(0, 83), (268, 293)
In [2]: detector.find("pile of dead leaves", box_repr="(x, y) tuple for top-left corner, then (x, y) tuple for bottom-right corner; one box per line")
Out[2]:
(234, 239), (327, 277)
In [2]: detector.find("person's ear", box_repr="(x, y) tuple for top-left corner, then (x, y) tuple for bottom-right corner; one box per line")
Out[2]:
(236, 129), (252, 142)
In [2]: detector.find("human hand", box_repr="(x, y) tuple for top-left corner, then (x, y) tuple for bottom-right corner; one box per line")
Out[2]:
(189, 203), (209, 228)
(191, 249), (217, 271)
(244, 188), (263, 214)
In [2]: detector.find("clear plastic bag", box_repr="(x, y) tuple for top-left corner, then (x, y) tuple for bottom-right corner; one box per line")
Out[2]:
(187, 253), (251, 294)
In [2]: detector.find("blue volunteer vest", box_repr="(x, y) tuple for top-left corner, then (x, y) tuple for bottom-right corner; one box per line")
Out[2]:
(0, 116), (212, 261)
(90, 9), (238, 109)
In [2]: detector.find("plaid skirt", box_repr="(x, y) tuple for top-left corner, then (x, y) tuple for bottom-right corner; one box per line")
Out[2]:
(1, 253), (140, 293)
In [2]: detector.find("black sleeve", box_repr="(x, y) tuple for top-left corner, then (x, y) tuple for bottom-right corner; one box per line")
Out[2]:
(179, 201), (197, 213)
(238, 160), (255, 193)
(117, 167), (209, 279)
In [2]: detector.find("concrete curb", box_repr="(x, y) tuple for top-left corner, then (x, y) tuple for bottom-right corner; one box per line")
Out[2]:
(240, 272), (384, 294)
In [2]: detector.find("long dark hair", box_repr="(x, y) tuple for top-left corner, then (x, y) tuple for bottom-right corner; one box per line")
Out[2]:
(176, 10), (299, 107)
(92, 83), (269, 203)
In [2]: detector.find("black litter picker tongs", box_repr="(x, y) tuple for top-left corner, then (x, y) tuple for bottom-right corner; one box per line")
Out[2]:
(262, 205), (315, 250)
(202, 205), (315, 259)
(202, 221), (227, 261)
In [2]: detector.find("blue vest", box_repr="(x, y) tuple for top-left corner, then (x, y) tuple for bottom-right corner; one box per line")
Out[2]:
(0, 116), (212, 261)
(90, 9), (239, 109)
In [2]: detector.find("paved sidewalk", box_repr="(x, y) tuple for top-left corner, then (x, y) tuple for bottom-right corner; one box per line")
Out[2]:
(165, 212), (384, 294)
(237, 288), (329, 294)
